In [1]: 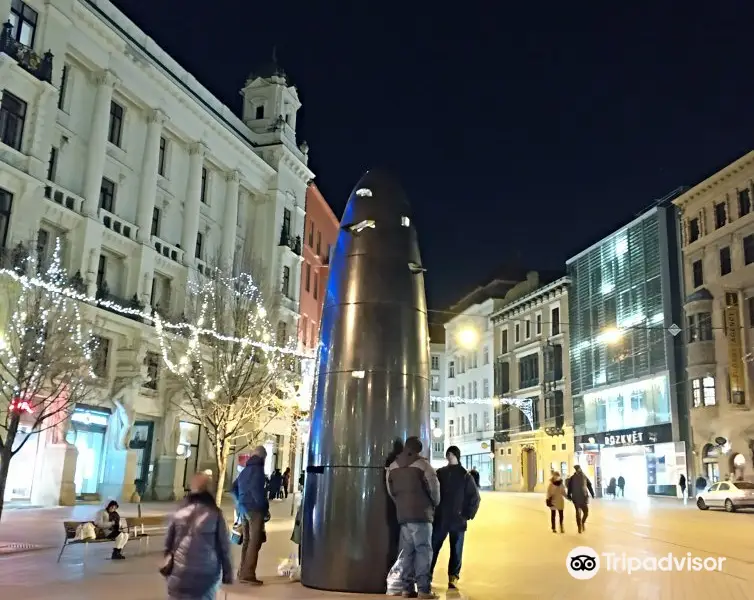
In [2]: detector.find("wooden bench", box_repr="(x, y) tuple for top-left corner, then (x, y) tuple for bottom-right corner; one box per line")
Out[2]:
(57, 516), (169, 562)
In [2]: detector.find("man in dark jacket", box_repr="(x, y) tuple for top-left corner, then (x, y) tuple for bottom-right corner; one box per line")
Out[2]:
(386, 436), (441, 600)
(232, 446), (269, 585)
(566, 465), (595, 533)
(430, 446), (480, 590)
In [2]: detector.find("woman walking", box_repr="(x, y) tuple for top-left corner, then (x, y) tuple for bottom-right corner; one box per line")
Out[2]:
(546, 470), (566, 533)
(163, 471), (233, 600)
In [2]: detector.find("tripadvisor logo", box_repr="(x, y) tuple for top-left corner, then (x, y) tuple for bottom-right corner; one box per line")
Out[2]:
(566, 546), (725, 579)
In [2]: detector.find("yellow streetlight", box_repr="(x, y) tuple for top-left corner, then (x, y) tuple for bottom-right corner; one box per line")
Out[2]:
(457, 326), (479, 349)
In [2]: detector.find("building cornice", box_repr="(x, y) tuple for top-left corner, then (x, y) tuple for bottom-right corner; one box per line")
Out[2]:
(491, 277), (570, 323)
(75, 0), (280, 185)
(672, 150), (754, 211)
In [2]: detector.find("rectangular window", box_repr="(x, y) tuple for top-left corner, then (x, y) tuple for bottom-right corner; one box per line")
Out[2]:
(195, 232), (203, 259)
(96, 254), (106, 289)
(47, 147), (58, 182)
(749, 297), (754, 328)
(91, 335), (110, 377)
(36, 228), (49, 267)
(515, 323), (520, 343)
(714, 202), (727, 229)
(739, 188), (752, 217)
(308, 222), (314, 246)
(316, 231), (322, 255)
(518, 354), (539, 389)
(313, 272), (319, 300)
(58, 65), (70, 110)
(688, 217), (700, 243)
(158, 136), (167, 176)
(687, 312), (713, 342)
(144, 352), (159, 390)
(551, 307), (560, 335)
(200, 167), (208, 203)
(9, 0), (38, 47)
(151, 207), (160, 237)
(0, 188), (12, 251)
(448, 420), (454, 438)
(720, 246), (732, 276)
(692, 259), (703, 288)
(281, 266), (290, 296)
(0, 91), (27, 151)
(525, 319), (531, 339)
(99, 178), (116, 212)
(501, 329), (508, 353)
(744, 234), (754, 265)
(431, 355), (439, 370)
(108, 101), (124, 146)
(448, 361), (455, 378)
(483, 378), (489, 398)
(691, 376), (716, 408)
(494, 360), (510, 395)
(283, 208), (291, 238)
(431, 374), (440, 391)
(305, 262), (311, 292)
(536, 314), (542, 335)
(483, 346), (489, 365)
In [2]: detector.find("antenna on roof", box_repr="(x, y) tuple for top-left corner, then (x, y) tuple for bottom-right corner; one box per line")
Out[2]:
(272, 45), (278, 64)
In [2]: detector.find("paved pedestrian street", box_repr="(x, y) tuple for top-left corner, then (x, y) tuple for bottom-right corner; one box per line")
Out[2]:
(1, 492), (754, 599)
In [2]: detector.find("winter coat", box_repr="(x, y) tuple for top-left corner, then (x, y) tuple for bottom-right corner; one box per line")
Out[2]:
(164, 492), (233, 599)
(232, 455), (268, 515)
(434, 464), (481, 532)
(386, 449), (441, 524)
(469, 469), (481, 488)
(567, 471), (595, 505)
(94, 509), (122, 539)
(546, 477), (566, 511)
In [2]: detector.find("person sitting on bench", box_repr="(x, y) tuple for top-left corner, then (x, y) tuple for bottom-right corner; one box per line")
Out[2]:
(94, 500), (129, 560)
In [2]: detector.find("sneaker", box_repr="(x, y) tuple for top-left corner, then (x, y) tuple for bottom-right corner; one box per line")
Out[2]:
(239, 578), (263, 586)
(560, 525), (565, 533)
(418, 593), (439, 600)
(448, 575), (459, 589)
(551, 528), (557, 533)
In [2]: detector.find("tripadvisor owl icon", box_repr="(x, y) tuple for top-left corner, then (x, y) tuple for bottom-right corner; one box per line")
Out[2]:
(567, 546), (600, 580)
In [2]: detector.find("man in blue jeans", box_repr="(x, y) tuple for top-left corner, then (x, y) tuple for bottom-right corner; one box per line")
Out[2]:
(430, 445), (480, 590)
(387, 436), (441, 599)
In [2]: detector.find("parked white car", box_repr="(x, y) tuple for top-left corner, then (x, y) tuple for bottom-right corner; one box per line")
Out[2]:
(697, 480), (754, 512)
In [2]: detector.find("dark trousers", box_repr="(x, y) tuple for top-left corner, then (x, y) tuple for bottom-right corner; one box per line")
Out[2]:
(430, 526), (465, 580)
(550, 509), (564, 529)
(239, 511), (265, 580)
(574, 504), (589, 529)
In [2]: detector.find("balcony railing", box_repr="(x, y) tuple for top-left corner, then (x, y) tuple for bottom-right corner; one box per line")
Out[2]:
(152, 236), (184, 264)
(0, 22), (53, 83)
(99, 208), (138, 242)
(278, 228), (302, 256)
(44, 182), (84, 214)
(96, 284), (144, 322)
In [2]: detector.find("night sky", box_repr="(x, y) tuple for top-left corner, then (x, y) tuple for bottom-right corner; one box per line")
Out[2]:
(112, 0), (754, 311)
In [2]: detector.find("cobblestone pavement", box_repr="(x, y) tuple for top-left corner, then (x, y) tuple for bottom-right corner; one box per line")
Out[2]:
(1, 492), (754, 599)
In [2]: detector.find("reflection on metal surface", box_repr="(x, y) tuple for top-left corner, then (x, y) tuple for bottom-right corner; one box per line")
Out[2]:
(301, 170), (430, 594)
(345, 219), (376, 234)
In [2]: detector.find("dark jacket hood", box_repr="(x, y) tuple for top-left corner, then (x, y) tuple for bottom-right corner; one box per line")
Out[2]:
(247, 454), (265, 467)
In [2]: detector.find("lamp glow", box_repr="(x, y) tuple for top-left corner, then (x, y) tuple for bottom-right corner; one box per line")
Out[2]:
(456, 327), (479, 349)
(433, 427), (443, 438)
(599, 327), (623, 345)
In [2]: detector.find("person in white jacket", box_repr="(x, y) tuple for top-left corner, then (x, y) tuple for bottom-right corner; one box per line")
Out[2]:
(94, 500), (129, 559)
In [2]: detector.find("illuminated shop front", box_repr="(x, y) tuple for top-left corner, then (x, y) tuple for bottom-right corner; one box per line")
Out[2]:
(4, 421), (42, 502)
(66, 405), (111, 496)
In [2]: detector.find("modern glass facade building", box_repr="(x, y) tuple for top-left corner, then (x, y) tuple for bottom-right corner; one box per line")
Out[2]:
(567, 203), (690, 497)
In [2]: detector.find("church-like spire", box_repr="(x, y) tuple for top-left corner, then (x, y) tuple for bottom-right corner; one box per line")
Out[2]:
(248, 45), (289, 84)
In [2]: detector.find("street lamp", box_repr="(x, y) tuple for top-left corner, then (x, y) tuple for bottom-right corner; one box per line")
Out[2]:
(599, 327), (623, 345)
(457, 326), (479, 349)
(433, 427), (443, 439)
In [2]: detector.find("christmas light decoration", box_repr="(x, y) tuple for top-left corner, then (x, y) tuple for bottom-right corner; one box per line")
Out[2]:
(0, 240), (97, 518)
(429, 395), (534, 428)
(154, 266), (303, 502)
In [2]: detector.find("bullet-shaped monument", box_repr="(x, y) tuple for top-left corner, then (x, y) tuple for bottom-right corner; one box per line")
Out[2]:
(301, 170), (431, 593)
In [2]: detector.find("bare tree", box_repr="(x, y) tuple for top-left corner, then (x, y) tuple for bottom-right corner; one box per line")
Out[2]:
(0, 241), (96, 520)
(155, 267), (300, 502)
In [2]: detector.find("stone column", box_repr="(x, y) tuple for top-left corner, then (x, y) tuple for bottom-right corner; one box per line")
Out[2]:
(181, 142), (206, 266)
(82, 70), (118, 217)
(136, 109), (165, 243)
(221, 170), (240, 270)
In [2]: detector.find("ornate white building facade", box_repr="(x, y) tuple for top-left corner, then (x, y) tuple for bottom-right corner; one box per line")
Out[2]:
(0, 0), (313, 505)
